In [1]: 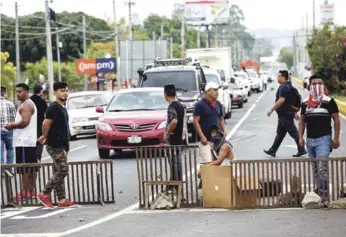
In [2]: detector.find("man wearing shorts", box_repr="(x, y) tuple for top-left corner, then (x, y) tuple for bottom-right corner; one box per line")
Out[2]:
(5, 83), (38, 200)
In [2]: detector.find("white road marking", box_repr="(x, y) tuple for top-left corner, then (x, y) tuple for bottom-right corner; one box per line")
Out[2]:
(226, 91), (267, 141)
(41, 145), (88, 161)
(11, 208), (75, 220)
(0, 207), (41, 220)
(283, 145), (297, 149)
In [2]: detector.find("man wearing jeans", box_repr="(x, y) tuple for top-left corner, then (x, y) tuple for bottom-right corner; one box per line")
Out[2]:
(163, 84), (185, 181)
(299, 75), (340, 200)
(0, 86), (16, 176)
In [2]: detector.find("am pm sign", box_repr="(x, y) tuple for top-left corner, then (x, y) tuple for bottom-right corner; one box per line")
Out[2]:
(76, 58), (117, 74)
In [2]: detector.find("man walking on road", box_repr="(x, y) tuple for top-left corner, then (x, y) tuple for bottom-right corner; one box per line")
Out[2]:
(1, 86), (16, 176)
(37, 82), (78, 208)
(4, 83), (38, 199)
(163, 84), (185, 181)
(298, 75), (340, 199)
(264, 70), (307, 158)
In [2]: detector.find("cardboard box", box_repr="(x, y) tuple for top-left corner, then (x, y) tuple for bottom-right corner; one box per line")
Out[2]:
(201, 165), (261, 208)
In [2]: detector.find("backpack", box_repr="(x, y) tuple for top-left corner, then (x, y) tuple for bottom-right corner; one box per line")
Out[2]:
(288, 84), (302, 112)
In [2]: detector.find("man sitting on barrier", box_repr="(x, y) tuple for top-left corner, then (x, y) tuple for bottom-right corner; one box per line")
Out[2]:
(198, 125), (234, 178)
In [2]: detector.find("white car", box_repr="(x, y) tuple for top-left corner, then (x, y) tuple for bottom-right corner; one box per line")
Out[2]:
(233, 71), (252, 97)
(229, 83), (245, 108)
(247, 70), (263, 92)
(67, 91), (113, 140)
(232, 78), (248, 102)
(203, 67), (232, 119)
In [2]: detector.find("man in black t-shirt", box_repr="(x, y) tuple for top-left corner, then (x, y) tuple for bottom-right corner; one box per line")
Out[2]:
(298, 75), (340, 198)
(164, 84), (185, 181)
(37, 82), (78, 209)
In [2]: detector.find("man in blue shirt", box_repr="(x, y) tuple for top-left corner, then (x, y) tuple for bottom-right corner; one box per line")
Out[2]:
(193, 82), (226, 145)
(264, 70), (307, 157)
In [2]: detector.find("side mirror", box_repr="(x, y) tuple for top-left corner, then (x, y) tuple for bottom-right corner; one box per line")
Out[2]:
(200, 83), (206, 91)
(222, 82), (229, 89)
(96, 107), (104, 113)
(230, 78), (235, 83)
(137, 68), (144, 76)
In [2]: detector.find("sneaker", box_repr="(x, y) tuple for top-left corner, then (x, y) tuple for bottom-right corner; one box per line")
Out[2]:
(13, 191), (30, 201)
(293, 150), (307, 157)
(263, 149), (276, 158)
(58, 200), (79, 208)
(37, 192), (54, 209)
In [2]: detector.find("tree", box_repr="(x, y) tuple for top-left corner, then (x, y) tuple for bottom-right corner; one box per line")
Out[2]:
(307, 23), (346, 91)
(278, 47), (294, 70)
(0, 52), (16, 99)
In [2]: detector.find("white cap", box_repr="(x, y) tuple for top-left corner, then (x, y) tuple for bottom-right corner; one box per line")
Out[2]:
(205, 82), (221, 91)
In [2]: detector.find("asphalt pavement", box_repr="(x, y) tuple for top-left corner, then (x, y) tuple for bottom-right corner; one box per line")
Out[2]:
(1, 82), (346, 237)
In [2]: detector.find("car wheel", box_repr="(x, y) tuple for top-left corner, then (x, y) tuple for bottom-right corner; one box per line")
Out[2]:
(238, 103), (243, 109)
(98, 149), (110, 159)
(256, 88), (260, 93)
(244, 98), (248, 103)
(113, 149), (122, 154)
(248, 91), (251, 97)
(70, 135), (77, 141)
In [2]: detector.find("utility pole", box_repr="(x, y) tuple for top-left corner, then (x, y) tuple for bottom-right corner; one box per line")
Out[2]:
(56, 27), (61, 81)
(160, 23), (164, 40)
(293, 30), (297, 76)
(181, 13), (185, 57)
(170, 37), (173, 58)
(125, 1), (135, 40)
(83, 15), (87, 91)
(197, 31), (200, 48)
(313, 0), (316, 28)
(152, 31), (156, 41)
(15, 1), (20, 83)
(113, 0), (121, 90)
(45, 0), (54, 101)
(306, 13), (309, 65)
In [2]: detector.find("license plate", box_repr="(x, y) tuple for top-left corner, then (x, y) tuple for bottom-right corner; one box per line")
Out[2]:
(127, 136), (142, 144)
(85, 125), (95, 130)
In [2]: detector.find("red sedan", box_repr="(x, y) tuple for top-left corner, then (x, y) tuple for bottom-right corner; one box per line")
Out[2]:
(95, 87), (187, 158)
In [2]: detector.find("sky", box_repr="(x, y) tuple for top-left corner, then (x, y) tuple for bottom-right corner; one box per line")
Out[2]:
(0, 0), (345, 31)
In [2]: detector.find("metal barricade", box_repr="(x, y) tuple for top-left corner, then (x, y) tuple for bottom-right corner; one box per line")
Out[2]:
(135, 145), (346, 209)
(0, 160), (115, 208)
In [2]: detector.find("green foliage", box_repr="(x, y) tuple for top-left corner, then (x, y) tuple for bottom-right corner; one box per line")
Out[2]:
(307, 23), (346, 91)
(0, 52), (16, 98)
(25, 58), (83, 86)
(278, 47), (294, 69)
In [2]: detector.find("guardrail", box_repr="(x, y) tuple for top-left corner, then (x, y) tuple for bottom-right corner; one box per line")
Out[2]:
(1, 160), (115, 208)
(136, 146), (346, 209)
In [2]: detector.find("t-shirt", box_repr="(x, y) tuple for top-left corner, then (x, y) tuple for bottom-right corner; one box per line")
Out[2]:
(193, 98), (223, 140)
(30, 94), (48, 137)
(45, 101), (70, 151)
(276, 81), (295, 116)
(301, 96), (339, 139)
(167, 100), (185, 145)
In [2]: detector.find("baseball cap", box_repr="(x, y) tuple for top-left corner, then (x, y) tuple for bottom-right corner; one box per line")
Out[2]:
(205, 82), (221, 91)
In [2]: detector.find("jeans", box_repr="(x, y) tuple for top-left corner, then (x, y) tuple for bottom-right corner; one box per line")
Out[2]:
(1, 130), (14, 175)
(263, 83), (267, 91)
(306, 135), (332, 196)
(169, 149), (182, 181)
(270, 115), (303, 153)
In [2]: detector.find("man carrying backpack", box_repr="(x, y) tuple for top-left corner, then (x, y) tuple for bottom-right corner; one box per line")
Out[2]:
(264, 70), (307, 158)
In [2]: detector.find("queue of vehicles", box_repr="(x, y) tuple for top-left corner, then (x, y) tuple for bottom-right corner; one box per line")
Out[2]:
(65, 48), (270, 158)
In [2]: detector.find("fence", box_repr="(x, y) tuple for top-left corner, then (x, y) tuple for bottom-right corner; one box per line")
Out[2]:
(135, 146), (346, 209)
(1, 160), (114, 208)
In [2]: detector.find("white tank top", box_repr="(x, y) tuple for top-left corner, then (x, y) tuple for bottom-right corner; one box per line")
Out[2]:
(13, 99), (37, 147)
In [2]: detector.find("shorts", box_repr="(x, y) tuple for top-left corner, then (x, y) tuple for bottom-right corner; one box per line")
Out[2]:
(15, 146), (39, 174)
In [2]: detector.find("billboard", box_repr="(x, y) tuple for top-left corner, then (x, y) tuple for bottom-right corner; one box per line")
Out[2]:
(76, 58), (117, 74)
(184, 1), (229, 26)
(320, 3), (335, 25)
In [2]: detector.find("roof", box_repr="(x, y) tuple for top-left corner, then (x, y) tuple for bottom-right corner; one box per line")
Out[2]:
(116, 87), (163, 94)
(144, 65), (197, 73)
(68, 91), (112, 98)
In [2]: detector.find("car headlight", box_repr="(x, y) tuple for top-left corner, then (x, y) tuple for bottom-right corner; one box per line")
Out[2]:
(157, 121), (166, 129)
(96, 122), (113, 131)
(72, 117), (88, 123)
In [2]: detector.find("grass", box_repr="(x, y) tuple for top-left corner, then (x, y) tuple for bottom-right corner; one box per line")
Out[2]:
(330, 92), (346, 103)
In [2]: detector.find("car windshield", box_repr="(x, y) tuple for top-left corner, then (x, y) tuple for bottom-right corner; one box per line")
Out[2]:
(248, 72), (257, 78)
(205, 74), (220, 84)
(67, 94), (109, 110)
(142, 71), (197, 91)
(107, 91), (168, 111)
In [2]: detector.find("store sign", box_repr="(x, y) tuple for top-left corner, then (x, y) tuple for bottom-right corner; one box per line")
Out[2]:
(76, 58), (117, 75)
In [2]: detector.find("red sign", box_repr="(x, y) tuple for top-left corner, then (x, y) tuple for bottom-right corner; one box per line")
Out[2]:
(76, 58), (97, 74)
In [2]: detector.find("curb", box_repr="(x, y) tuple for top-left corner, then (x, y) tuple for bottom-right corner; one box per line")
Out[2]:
(293, 77), (346, 118)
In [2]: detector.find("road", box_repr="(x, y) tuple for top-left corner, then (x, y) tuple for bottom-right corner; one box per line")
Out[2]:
(1, 81), (346, 237)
